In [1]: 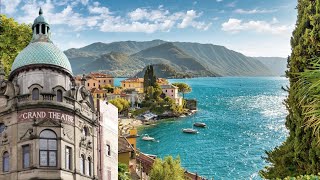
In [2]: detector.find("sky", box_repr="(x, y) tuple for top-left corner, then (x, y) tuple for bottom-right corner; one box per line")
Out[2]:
(1, 0), (297, 57)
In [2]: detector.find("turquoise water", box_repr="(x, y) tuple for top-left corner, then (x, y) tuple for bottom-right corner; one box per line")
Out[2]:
(136, 77), (289, 180)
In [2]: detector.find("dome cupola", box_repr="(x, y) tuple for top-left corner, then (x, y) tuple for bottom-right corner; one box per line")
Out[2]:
(9, 8), (73, 79)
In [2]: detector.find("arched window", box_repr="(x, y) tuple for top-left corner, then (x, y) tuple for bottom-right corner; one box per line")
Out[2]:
(36, 24), (40, 34)
(3, 152), (9, 172)
(80, 154), (85, 174)
(87, 157), (92, 176)
(39, 130), (57, 167)
(82, 127), (88, 136)
(41, 24), (46, 34)
(57, 90), (63, 102)
(32, 88), (39, 100)
(0, 123), (5, 134)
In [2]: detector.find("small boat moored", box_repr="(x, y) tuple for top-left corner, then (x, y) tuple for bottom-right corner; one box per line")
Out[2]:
(142, 134), (155, 141)
(182, 128), (198, 134)
(193, 122), (206, 128)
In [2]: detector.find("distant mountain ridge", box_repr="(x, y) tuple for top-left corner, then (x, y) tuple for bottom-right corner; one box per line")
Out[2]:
(253, 57), (287, 76)
(64, 40), (285, 77)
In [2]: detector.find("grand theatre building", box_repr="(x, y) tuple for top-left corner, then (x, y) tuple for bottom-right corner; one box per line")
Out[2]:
(0, 9), (118, 180)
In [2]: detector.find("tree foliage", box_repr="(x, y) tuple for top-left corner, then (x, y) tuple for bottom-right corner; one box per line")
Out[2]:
(143, 65), (157, 93)
(260, 0), (320, 178)
(109, 98), (130, 113)
(149, 156), (185, 180)
(0, 15), (32, 76)
(172, 82), (192, 99)
(118, 163), (131, 180)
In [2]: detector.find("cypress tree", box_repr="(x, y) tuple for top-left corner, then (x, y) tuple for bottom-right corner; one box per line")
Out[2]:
(260, 0), (320, 178)
(143, 66), (150, 93)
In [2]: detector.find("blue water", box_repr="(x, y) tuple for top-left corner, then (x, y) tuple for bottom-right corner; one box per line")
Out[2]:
(136, 77), (289, 180)
(114, 78), (125, 87)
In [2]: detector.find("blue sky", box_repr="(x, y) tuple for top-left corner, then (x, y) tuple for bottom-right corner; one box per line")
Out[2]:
(1, 0), (296, 57)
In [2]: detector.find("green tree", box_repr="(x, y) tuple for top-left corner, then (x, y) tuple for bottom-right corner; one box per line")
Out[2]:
(118, 163), (131, 180)
(143, 65), (157, 93)
(109, 98), (130, 113)
(260, 0), (320, 178)
(0, 15), (32, 76)
(149, 156), (185, 180)
(172, 83), (191, 99)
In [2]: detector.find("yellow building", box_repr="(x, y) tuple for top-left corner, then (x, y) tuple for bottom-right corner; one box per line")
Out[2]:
(126, 129), (138, 152)
(118, 136), (134, 167)
(121, 78), (169, 93)
(90, 88), (107, 106)
(121, 78), (144, 93)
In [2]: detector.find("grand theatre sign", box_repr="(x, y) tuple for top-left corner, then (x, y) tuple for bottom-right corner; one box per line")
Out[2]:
(18, 109), (74, 124)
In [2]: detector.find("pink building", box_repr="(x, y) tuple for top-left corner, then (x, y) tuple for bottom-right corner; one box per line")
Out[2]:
(161, 85), (183, 106)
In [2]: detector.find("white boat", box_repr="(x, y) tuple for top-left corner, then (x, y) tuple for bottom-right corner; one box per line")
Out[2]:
(193, 122), (206, 128)
(182, 128), (198, 134)
(142, 134), (155, 141)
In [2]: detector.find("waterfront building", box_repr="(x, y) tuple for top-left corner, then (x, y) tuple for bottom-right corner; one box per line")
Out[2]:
(121, 78), (144, 93)
(121, 77), (169, 94)
(75, 72), (114, 89)
(161, 84), (183, 106)
(0, 9), (118, 180)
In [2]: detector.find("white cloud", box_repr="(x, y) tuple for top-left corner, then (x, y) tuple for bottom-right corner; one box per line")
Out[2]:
(100, 7), (210, 33)
(88, 5), (110, 15)
(227, 1), (237, 8)
(221, 18), (293, 35)
(212, 17), (219, 21)
(234, 9), (277, 14)
(1, 0), (21, 14)
(216, 0), (223, 2)
(178, 10), (211, 30)
(15, 1), (210, 33)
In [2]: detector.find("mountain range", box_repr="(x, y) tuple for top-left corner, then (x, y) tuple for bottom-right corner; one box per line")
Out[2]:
(64, 40), (287, 77)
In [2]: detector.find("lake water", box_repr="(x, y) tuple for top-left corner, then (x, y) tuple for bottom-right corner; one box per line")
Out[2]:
(136, 77), (289, 180)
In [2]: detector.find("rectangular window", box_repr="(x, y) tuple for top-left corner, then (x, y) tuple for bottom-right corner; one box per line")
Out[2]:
(87, 83), (89, 86)
(109, 80), (111, 83)
(65, 146), (72, 170)
(94, 83), (95, 86)
(40, 151), (47, 166)
(107, 144), (111, 156)
(22, 145), (30, 169)
(49, 151), (57, 166)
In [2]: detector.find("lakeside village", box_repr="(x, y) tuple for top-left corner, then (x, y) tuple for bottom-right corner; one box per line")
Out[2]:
(0, 8), (206, 180)
(74, 66), (204, 180)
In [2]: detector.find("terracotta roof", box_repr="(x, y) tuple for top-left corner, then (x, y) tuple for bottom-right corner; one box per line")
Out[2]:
(90, 88), (106, 94)
(87, 72), (113, 78)
(118, 136), (134, 153)
(121, 78), (144, 83)
(161, 84), (178, 89)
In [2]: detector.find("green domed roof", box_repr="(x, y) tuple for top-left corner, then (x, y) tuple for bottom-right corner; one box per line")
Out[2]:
(11, 42), (73, 74)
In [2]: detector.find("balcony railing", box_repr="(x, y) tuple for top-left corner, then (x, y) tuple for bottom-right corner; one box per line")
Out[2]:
(41, 93), (55, 101)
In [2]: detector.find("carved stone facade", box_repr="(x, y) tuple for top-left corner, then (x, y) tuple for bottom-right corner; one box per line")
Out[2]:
(0, 8), (118, 180)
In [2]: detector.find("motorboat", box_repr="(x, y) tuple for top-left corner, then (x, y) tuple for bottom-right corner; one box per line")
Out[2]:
(193, 122), (206, 128)
(142, 134), (155, 141)
(182, 128), (198, 134)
